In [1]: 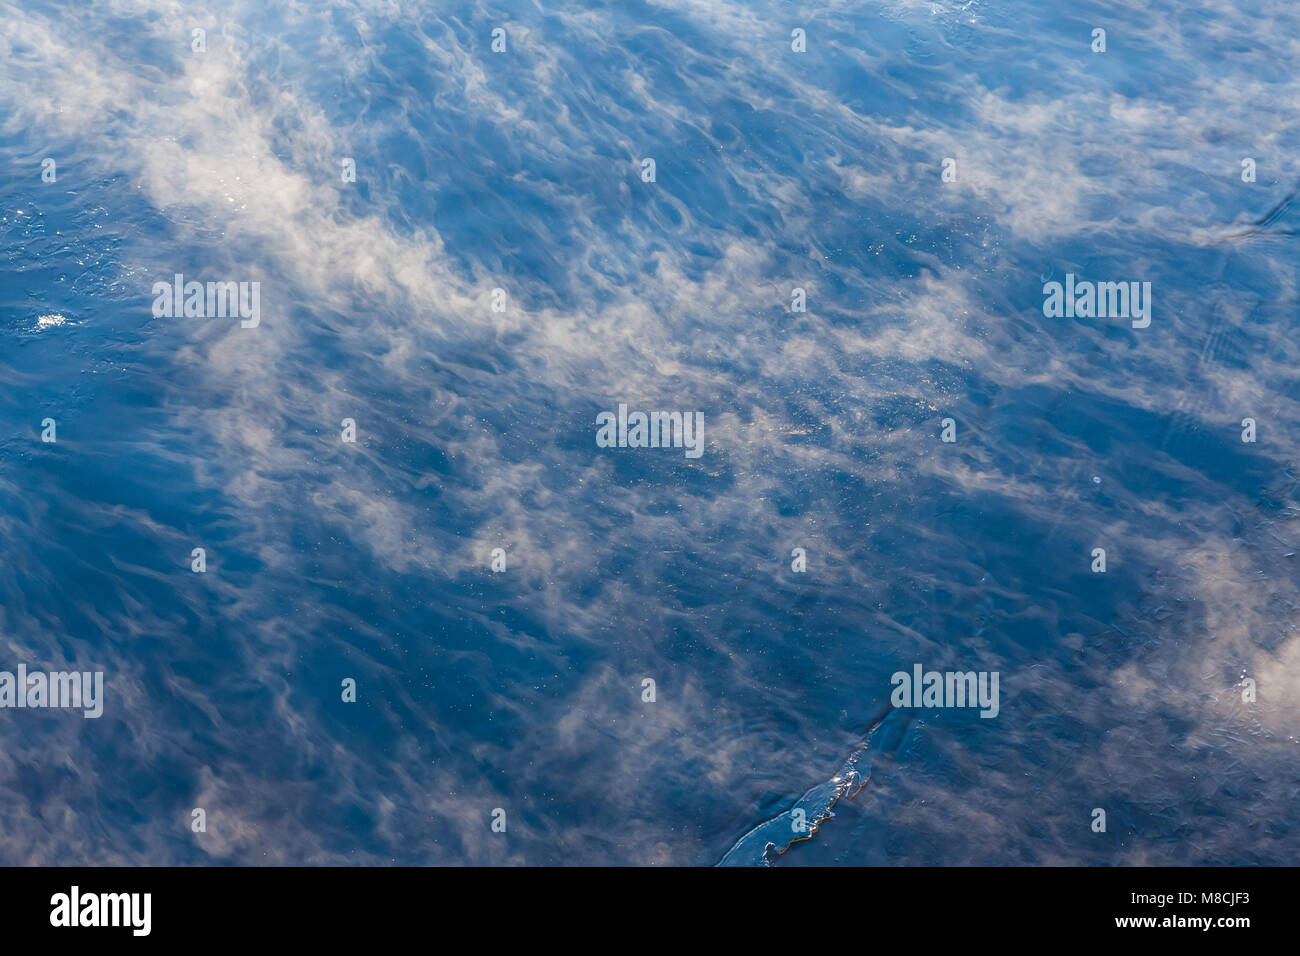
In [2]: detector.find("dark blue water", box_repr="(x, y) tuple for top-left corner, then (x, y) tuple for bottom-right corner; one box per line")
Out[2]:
(0, 0), (1296, 865)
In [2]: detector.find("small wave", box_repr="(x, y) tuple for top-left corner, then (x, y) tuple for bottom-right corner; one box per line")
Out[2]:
(718, 715), (891, 866)
(1206, 182), (1300, 243)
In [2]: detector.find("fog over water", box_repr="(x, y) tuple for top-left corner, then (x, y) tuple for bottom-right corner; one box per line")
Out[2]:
(0, 0), (1297, 865)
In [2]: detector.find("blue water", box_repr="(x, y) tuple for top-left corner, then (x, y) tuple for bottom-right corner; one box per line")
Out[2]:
(1, 0), (1297, 865)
